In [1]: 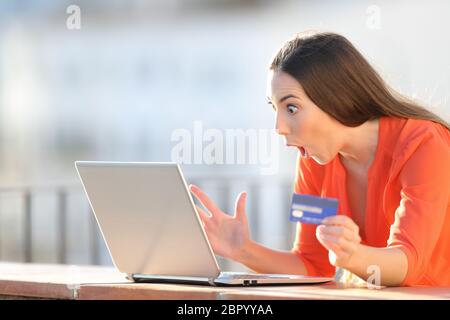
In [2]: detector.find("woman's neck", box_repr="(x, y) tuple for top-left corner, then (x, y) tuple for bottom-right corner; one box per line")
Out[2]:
(338, 118), (380, 171)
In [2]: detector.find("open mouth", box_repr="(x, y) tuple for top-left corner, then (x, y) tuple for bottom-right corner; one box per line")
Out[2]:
(298, 146), (309, 158)
(286, 143), (309, 158)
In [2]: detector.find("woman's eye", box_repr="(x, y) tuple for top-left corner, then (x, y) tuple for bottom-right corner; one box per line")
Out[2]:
(287, 104), (298, 114)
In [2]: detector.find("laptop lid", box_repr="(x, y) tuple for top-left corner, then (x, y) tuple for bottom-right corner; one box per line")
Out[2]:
(75, 161), (221, 279)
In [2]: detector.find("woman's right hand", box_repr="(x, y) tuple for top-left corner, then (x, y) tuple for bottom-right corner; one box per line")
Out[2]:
(189, 184), (251, 261)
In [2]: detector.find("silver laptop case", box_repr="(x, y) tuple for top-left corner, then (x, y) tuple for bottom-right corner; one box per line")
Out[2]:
(76, 162), (220, 278)
(75, 161), (333, 286)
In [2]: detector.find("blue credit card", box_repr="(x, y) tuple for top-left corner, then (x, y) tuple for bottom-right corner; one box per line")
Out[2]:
(289, 193), (339, 225)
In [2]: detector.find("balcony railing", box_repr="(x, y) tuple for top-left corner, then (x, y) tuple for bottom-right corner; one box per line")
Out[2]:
(0, 175), (296, 270)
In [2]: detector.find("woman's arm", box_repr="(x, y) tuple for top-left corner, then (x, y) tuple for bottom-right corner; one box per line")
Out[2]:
(342, 244), (408, 286)
(235, 239), (309, 275)
(317, 215), (408, 286)
(343, 131), (450, 286)
(189, 184), (310, 276)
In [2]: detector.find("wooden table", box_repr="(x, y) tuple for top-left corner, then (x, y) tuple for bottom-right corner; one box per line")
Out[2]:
(0, 263), (449, 300)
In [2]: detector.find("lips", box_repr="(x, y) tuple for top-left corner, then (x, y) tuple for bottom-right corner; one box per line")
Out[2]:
(286, 143), (309, 158)
(298, 146), (308, 158)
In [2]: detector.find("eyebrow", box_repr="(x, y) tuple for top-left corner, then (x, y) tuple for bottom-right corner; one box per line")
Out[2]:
(267, 94), (300, 104)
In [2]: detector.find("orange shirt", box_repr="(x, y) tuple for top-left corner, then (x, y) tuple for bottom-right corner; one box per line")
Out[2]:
(292, 116), (450, 286)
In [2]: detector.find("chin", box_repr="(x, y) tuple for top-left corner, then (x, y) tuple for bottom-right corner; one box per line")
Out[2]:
(311, 155), (330, 165)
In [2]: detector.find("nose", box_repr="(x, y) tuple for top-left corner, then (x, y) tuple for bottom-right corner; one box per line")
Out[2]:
(275, 128), (288, 136)
(275, 113), (289, 136)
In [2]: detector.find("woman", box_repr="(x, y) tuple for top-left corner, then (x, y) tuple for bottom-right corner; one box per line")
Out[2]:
(189, 32), (450, 287)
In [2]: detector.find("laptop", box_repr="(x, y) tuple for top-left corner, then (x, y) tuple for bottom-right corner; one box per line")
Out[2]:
(75, 161), (334, 286)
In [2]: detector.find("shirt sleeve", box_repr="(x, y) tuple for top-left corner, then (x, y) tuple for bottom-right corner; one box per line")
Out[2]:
(387, 130), (450, 286)
(290, 154), (336, 277)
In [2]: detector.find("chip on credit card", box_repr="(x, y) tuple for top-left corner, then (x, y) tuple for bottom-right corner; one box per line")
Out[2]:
(289, 193), (339, 225)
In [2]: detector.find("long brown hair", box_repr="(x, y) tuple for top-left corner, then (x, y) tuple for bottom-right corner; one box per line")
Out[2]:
(270, 31), (450, 130)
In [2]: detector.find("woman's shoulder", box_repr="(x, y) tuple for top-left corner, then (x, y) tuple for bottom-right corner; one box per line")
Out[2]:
(388, 117), (448, 151)
(383, 116), (450, 169)
(395, 116), (448, 139)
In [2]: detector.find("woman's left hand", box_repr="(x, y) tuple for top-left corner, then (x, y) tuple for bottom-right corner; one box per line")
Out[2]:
(315, 215), (362, 268)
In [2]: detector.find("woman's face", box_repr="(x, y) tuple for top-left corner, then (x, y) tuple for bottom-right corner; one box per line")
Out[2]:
(267, 70), (345, 165)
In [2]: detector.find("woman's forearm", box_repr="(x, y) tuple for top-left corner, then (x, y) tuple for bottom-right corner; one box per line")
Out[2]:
(345, 244), (408, 286)
(234, 237), (408, 286)
(234, 239), (309, 275)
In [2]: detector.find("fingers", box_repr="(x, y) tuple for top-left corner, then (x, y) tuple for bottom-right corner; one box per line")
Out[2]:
(189, 184), (222, 216)
(317, 232), (358, 255)
(195, 204), (211, 219)
(316, 230), (338, 253)
(189, 185), (249, 226)
(317, 216), (362, 268)
(195, 205), (212, 229)
(233, 192), (247, 221)
(317, 225), (361, 243)
(322, 215), (359, 234)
